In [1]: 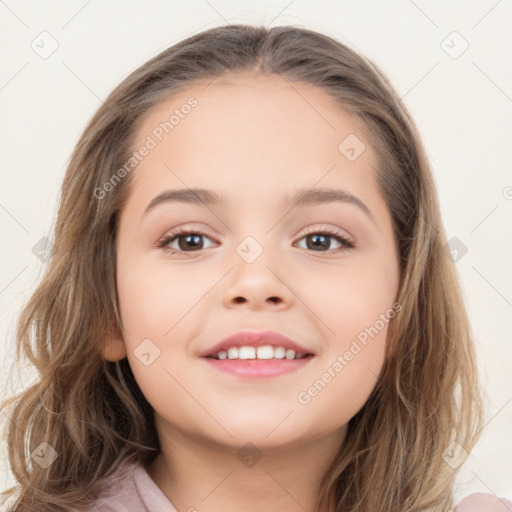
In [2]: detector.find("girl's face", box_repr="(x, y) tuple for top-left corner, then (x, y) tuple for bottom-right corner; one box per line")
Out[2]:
(105, 73), (400, 449)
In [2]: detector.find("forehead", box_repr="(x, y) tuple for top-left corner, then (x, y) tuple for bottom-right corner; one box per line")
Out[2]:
(126, 72), (382, 214)
(133, 72), (371, 153)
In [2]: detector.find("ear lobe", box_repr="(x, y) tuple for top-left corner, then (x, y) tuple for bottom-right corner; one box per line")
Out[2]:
(101, 325), (128, 362)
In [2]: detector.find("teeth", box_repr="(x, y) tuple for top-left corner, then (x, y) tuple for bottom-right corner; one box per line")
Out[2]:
(213, 345), (308, 360)
(274, 347), (285, 359)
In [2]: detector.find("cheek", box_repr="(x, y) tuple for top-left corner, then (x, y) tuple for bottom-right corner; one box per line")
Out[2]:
(115, 259), (208, 404)
(117, 258), (194, 335)
(300, 255), (398, 339)
(295, 260), (395, 400)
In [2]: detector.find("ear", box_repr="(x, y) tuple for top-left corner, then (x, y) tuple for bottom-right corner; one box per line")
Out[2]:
(101, 323), (128, 362)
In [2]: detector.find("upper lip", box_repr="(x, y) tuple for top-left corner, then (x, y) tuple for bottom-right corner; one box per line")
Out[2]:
(199, 330), (315, 358)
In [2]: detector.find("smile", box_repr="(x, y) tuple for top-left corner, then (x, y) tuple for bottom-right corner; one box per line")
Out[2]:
(201, 352), (315, 378)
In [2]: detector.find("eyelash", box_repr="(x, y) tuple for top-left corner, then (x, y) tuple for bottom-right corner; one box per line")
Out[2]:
(157, 226), (355, 255)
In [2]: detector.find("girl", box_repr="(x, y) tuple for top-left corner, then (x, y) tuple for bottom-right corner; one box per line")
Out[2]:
(1, 24), (510, 512)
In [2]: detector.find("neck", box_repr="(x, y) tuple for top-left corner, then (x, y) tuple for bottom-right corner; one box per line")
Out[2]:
(146, 420), (346, 512)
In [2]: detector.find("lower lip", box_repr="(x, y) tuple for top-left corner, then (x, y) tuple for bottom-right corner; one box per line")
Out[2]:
(201, 355), (315, 378)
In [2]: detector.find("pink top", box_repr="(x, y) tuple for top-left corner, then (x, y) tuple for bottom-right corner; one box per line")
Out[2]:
(83, 460), (512, 512)
(82, 461), (176, 512)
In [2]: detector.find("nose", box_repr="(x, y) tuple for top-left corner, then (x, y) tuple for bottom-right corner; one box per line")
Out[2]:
(221, 242), (294, 311)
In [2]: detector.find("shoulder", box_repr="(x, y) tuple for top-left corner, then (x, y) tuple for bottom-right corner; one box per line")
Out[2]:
(80, 460), (143, 512)
(455, 492), (512, 511)
(80, 459), (177, 512)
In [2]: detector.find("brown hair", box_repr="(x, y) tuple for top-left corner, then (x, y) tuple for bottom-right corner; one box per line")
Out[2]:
(1, 24), (484, 511)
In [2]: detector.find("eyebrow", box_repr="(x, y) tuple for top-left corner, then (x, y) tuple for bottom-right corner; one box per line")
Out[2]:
(143, 187), (373, 221)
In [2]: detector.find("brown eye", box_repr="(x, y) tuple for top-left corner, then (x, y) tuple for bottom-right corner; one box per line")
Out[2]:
(295, 229), (354, 252)
(158, 229), (217, 253)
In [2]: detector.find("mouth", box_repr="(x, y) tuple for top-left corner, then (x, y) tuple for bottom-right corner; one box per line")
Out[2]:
(199, 330), (314, 356)
(204, 345), (313, 360)
(201, 357), (315, 377)
(198, 330), (316, 378)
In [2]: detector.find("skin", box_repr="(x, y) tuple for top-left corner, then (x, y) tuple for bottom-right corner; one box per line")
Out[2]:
(103, 72), (401, 512)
